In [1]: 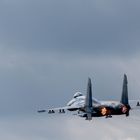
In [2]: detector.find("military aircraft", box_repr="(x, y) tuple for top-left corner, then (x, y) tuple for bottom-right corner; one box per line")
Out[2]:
(38, 74), (140, 120)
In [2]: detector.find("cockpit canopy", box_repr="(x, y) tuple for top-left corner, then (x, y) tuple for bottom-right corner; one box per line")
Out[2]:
(73, 92), (83, 98)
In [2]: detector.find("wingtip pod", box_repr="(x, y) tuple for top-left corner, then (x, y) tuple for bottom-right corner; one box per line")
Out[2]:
(37, 110), (46, 113)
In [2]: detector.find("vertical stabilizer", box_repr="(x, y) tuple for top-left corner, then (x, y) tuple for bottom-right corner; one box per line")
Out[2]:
(120, 74), (129, 105)
(85, 78), (93, 108)
(85, 78), (93, 120)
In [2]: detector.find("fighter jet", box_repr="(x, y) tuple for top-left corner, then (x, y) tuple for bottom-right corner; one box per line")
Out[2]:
(38, 74), (139, 120)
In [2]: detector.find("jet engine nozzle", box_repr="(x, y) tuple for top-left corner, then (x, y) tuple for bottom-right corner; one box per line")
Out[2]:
(121, 105), (130, 117)
(101, 107), (107, 116)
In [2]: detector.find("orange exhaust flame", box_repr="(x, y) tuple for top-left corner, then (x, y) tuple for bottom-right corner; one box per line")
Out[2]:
(101, 107), (107, 116)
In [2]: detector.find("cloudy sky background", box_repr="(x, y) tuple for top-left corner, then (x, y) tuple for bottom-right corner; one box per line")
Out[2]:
(0, 0), (140, 139)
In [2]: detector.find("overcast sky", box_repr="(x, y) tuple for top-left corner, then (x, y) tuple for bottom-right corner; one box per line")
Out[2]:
(0, 0), (140, 139)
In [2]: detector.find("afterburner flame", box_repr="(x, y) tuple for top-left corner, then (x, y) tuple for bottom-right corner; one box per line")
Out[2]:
(101, 107), (107, 116)
(122, 106), (127, 113)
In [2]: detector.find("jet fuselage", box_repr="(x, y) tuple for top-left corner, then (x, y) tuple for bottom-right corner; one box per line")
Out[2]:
(67, 95), (129, 117)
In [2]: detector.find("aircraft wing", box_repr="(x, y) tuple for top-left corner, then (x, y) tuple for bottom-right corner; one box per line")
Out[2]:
(38, 104), (84, 114)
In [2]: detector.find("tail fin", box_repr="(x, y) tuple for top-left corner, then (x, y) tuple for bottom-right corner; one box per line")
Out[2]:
(120, 74), (129, 105)
(85, 78), (93, 108)
(85, 78), (93, 120)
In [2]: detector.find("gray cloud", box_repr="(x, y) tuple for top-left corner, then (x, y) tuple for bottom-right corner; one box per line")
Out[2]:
(0, 47), (140, 116)
(1, 111), (140, 140)
(0, 0), (140, 55)
(0, 1), (140, 139)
